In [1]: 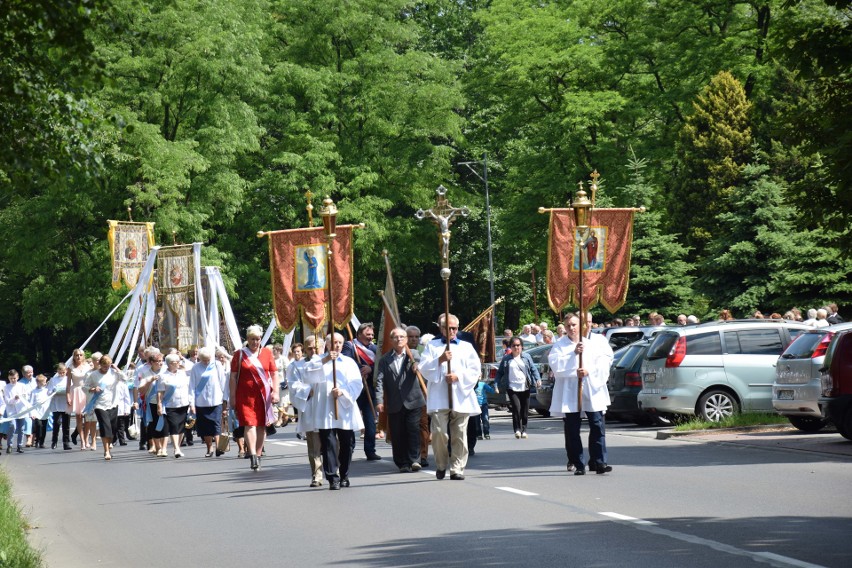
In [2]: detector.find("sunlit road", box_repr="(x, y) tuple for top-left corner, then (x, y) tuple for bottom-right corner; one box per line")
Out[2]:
(5, 411), (851, 567)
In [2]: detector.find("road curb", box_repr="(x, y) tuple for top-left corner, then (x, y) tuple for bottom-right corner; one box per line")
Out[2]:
(656, 424), (795, 440)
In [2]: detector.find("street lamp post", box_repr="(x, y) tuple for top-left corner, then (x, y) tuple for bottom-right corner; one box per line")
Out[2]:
(458, 153), (497, 333)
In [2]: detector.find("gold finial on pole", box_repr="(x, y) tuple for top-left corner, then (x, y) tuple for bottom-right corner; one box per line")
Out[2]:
(305, 190), (315, 227)
(172, 231), (177, 246)
(319, 195), (339, 420)
(127, 206), (133, 222)
(589, 170), (600, 207)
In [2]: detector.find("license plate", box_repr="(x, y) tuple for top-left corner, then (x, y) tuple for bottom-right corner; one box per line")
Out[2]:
(778, 390), (794, 400)
(643, 372), (656, 383)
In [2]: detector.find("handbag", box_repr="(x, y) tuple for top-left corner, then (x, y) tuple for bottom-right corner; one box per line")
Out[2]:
(216, 414), (231, 456)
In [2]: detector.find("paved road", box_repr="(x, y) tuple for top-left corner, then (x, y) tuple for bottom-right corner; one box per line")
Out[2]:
(4, 412), (851, 567)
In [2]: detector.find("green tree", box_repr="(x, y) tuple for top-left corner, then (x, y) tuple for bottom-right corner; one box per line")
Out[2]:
(669, 71), (753, 258)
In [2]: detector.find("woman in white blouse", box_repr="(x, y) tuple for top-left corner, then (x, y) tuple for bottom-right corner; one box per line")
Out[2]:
(495, 337), (542, 439)
(158, 353), (191, 458)
(189, 347), (229, 457)
(84, 355), (123, 461)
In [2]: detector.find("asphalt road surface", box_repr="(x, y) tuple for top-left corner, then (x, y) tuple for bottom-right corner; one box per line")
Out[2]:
(4, 411), (851, 567)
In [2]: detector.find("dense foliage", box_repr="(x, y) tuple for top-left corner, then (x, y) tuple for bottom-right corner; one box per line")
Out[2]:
(1, 0), (849, 369)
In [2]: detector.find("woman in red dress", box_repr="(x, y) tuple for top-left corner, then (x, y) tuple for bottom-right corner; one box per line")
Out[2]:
(230, 325), (278, 470)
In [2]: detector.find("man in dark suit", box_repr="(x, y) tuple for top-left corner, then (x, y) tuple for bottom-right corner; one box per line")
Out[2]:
(342, 322), (381, 460)
(375, 327), (426, 472)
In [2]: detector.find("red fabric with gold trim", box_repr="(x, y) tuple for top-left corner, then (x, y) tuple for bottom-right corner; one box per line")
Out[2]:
(268, 226), (355, 333)
(546, 209), (635, 314)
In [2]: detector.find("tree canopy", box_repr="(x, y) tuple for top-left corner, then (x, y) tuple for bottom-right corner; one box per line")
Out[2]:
(1, 0), (849, 369)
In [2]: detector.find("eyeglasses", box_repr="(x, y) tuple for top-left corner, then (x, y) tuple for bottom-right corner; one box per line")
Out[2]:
(447, 326), (458, 331)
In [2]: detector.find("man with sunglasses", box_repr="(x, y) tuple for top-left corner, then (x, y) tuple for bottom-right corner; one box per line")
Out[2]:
(420, 313), (481, 481)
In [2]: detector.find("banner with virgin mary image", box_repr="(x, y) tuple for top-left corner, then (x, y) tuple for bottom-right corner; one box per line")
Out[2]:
(268, 226), (355, 334)
(108, 221), (156, 290)
(546, 208), (636, 314)
(155, 245), (199, 352)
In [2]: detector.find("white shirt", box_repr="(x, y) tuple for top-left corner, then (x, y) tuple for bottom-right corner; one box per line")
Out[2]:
(47, 373), (68, 413)
(419, 338), (481, 415)
(29, 387), (51, 420)
(548, 333), (613, 415)
(303, 355), (364, 431)
(519, 333), (537, 344)
(84, 369), (123, 411)
(158, 369), (191, 408)
(289, 356), (318, 433)
(3, 382), (28, 415)
(189, 360), (229, 407)
(508, 356), (528, 391)
(116, 379), (133, 415)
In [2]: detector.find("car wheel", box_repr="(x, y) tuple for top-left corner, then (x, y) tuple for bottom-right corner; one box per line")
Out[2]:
(841, 409), (852, 442)
(788, 416), (829, 432)
(536, 409), (551, 418)
(697, 390), (739, 422)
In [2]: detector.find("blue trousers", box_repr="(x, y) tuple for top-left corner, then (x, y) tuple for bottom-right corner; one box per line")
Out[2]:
(562, 411), (607, 469)
(357, 392), (376, 456)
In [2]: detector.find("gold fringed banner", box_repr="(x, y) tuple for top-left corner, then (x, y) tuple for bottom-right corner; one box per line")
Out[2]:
(268, 226), (355, 334)
(546, 208), (636, 314)
(155, 245), (198, 352)
(108, 221), (155, 289)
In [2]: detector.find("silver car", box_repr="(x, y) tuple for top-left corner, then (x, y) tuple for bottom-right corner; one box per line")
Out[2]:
(773, 322), (852, 431)
(638, 320), (811, 422)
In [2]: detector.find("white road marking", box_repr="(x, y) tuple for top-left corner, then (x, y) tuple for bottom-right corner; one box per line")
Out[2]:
(271, 441), (306, 447)
(599, 511), (656, 525)
(599, 512), (826, 568)
(496, 487), (538, 496)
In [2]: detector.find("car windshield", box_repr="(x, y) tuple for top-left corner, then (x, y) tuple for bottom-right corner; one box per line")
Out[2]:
(525, 345), (552, 365)
(780, 331), (829, 359)
(614, 342), (648, 369)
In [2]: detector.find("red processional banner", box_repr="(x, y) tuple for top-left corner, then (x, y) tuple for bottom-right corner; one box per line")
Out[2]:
(268, 226), (355, 334)
(546, 208), (636, 314)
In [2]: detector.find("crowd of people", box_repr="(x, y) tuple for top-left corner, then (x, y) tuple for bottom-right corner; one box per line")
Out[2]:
(2, 300), (843, 484)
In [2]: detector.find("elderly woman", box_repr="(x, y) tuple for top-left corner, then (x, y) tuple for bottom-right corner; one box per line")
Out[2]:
(230, 325), (278, 471)
(189, 346), (229, 457)
(495, 336), (542, 439)
(157, 353), (191, 458)
(84, 354), (124, 461)
(66, 348), (92, 450)
(137, 350), (166, 456)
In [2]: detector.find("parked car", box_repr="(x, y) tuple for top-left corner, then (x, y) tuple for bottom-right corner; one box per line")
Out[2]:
(601, 326), (666, 350)
(483, 344), (554, 417)
(638, 320), (811, 422)
(773, 322), (852, 431)
(607, 339), (670, 425)
(822, 328), (852, 440)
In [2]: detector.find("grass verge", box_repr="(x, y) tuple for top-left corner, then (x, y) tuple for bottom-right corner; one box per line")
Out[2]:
(673, 412), (789, 432)
(0, 466), (44, 568)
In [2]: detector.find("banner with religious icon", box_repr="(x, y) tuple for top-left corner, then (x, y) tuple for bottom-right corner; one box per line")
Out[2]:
(268, 226), (355, 334)
(546, 208), (636, 314)
(156, 245), (199, 351)
(108, 221), (156, 290)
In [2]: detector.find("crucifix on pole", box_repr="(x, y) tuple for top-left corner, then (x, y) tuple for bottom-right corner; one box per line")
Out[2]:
(415, 185), (469, 409)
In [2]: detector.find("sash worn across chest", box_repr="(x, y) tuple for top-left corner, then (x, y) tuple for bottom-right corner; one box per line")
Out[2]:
(352, 341), (375, 366)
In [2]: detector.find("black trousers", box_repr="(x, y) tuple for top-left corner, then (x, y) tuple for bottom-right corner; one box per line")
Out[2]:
(33, 419), (49, 446)
(52, 412), (70, 446)
(508, 389), (531, 432)
(388, 406), (422, 468)
(319, 428), (356, 482)
(115, 414), (130, 444)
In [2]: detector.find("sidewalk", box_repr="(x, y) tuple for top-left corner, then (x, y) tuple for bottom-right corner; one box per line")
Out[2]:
(659, 425), (852, 458)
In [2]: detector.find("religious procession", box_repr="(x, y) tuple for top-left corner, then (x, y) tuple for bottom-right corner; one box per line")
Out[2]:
(1, 175), (634, 488)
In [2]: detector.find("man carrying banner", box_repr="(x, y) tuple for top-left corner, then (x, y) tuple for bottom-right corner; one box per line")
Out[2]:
(375, 327), (426, 473)
(304, 333), (364, 490)
(419, 313), (480, 480)
(548, 313), (614, 475)
(341, 323), (381, 461)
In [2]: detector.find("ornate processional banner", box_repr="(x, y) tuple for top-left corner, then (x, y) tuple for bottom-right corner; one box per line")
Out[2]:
(546, 208), (636, 314)
(108, 221), (155, 289)
(155, 245), (198, 352)
(268, 226), (355, 334)
(463, 305), (496, 364)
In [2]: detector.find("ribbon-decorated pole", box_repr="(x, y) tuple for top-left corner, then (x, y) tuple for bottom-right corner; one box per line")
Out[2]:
(415, 185), (469, 410)
(320, 196), (339, 420)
